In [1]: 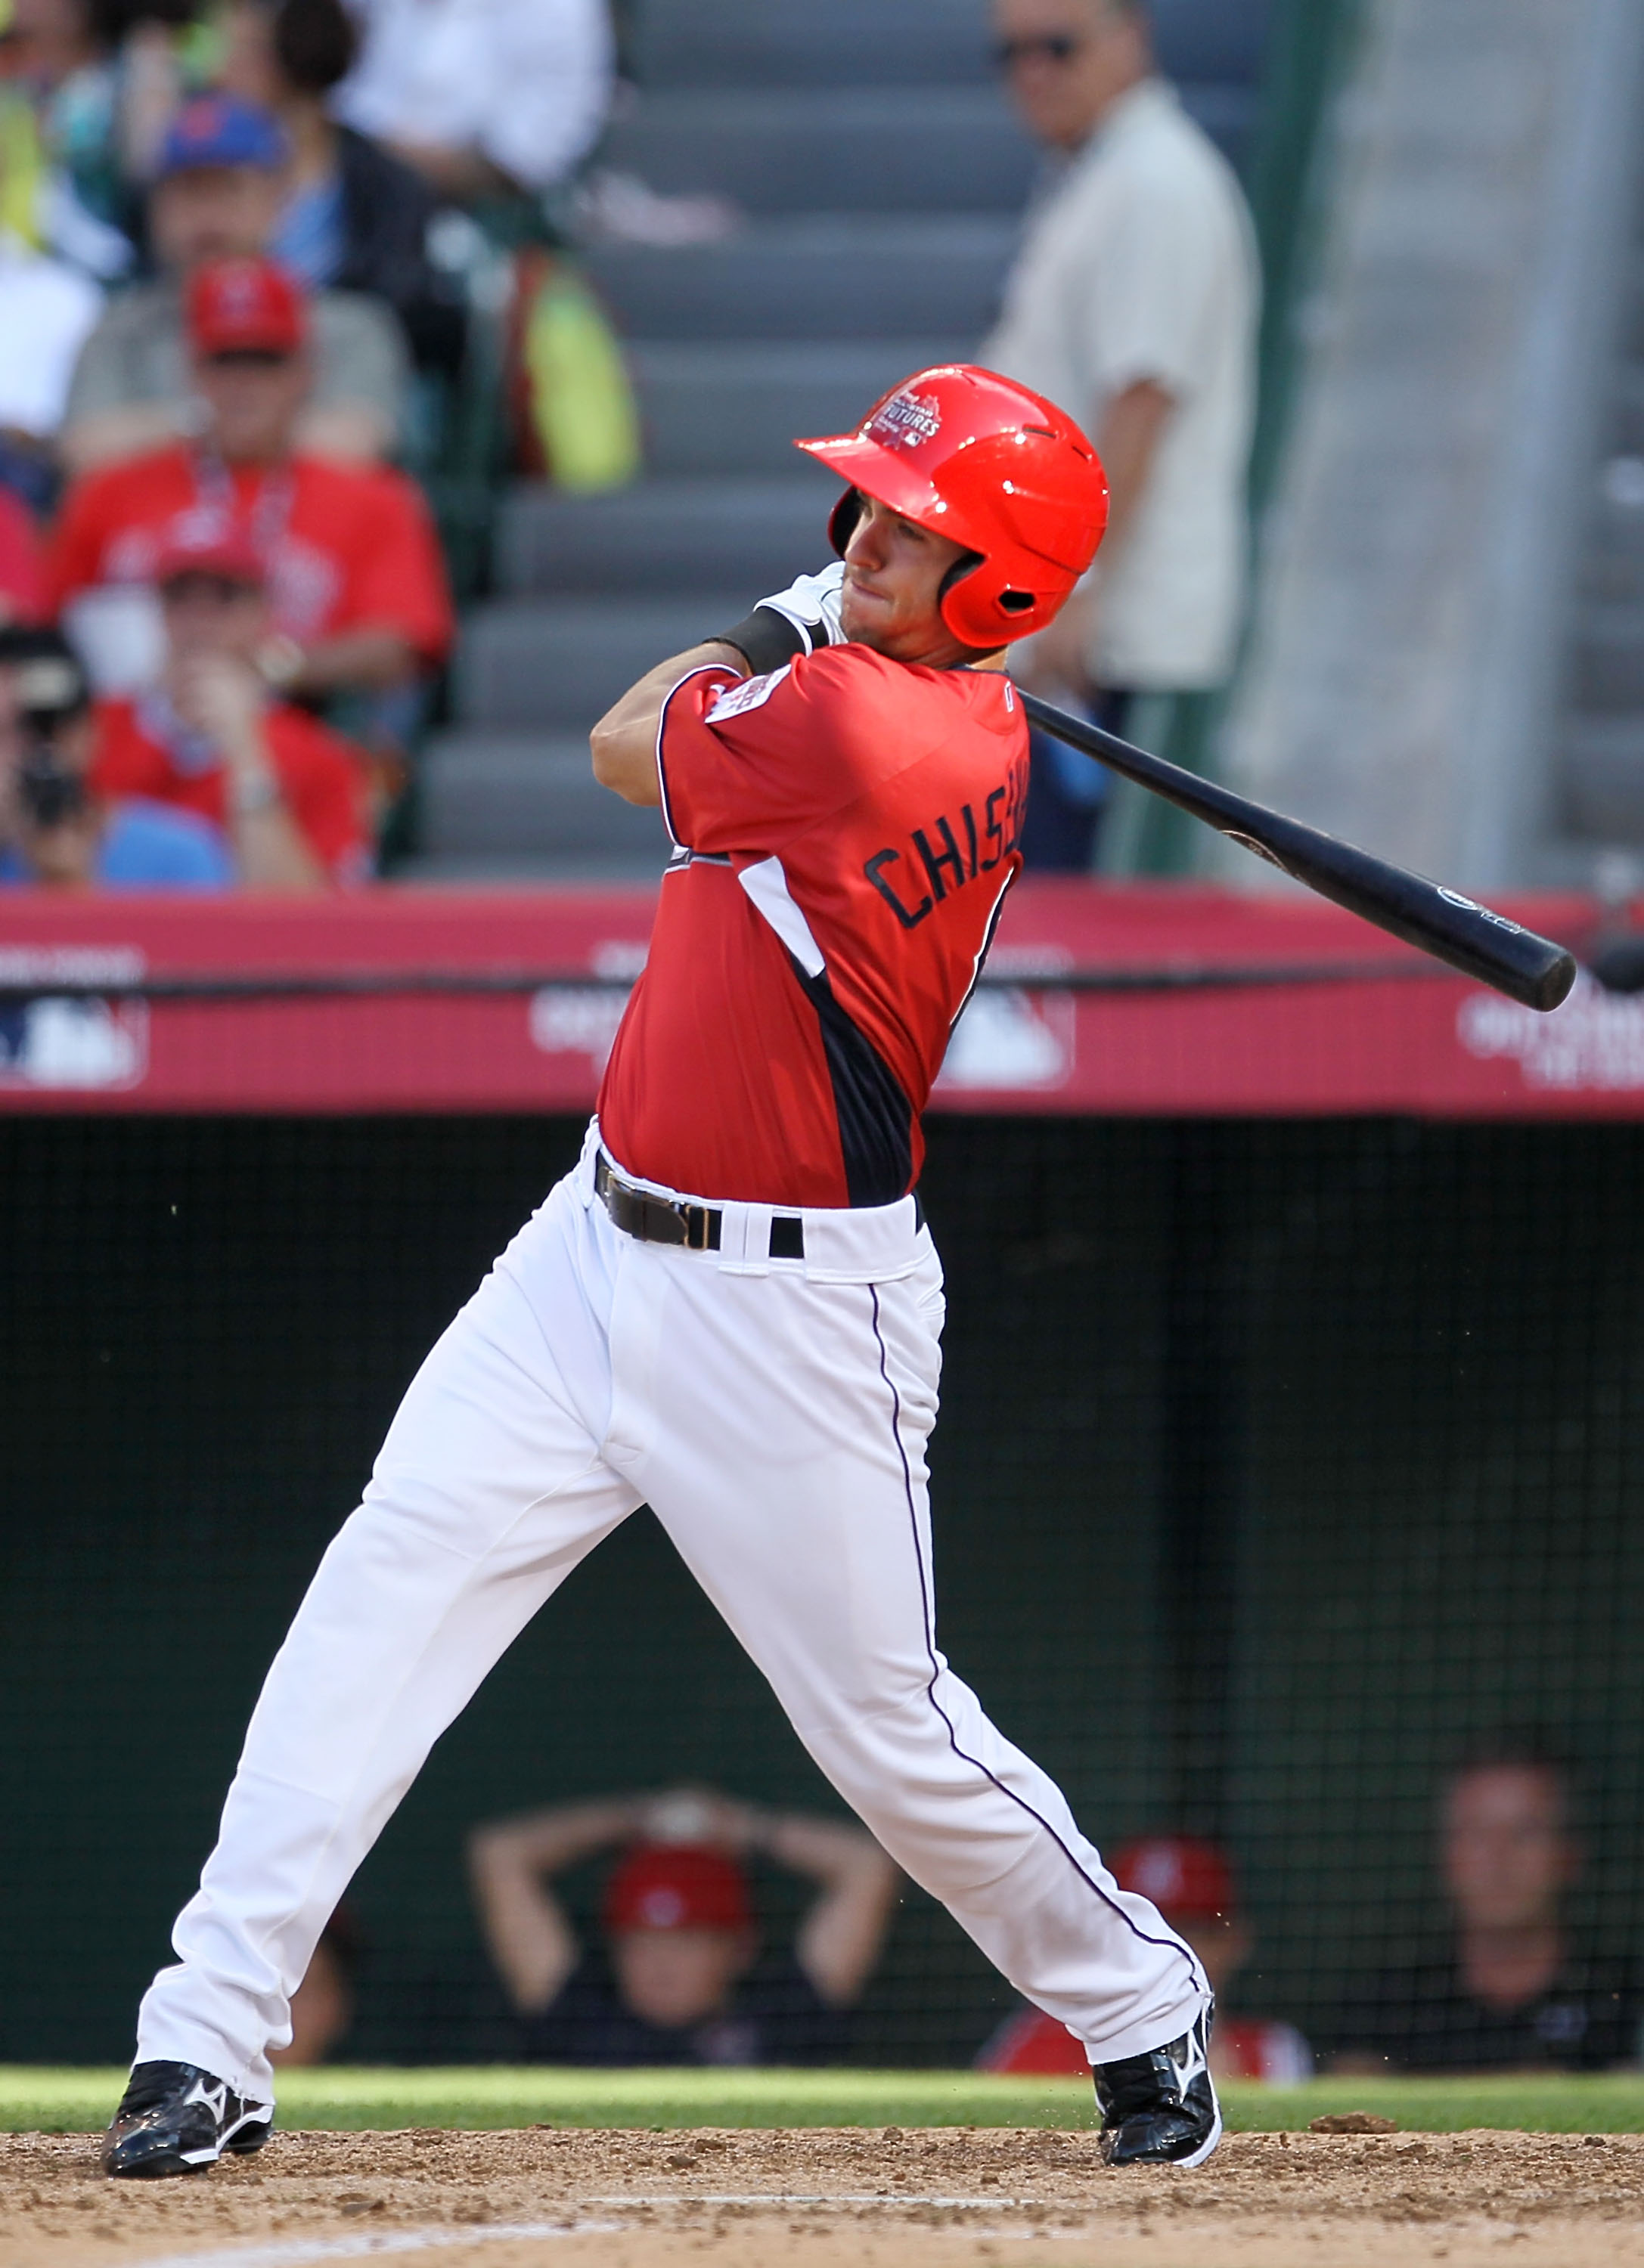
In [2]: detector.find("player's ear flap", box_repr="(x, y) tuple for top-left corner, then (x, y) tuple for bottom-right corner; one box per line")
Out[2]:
(827, 488), (864, 556)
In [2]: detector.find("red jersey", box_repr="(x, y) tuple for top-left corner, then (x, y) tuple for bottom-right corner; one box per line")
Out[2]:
(597, 645), (1028, 1208)
(978, 2004), (1313, 2084)
(48, 446), (452, 662)
(0, 487), (42, 622)
(91, 696), (371, 882)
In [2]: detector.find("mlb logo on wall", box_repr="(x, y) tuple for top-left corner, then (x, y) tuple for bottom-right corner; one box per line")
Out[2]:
(0, 949), (147, 1092)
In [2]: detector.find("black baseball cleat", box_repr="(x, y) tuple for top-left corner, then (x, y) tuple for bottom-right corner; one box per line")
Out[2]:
(103, 2060), (274, 2179)
(1093, 2006), (1221, 2168)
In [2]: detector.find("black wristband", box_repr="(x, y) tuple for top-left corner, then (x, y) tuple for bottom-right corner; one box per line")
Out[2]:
(712, 605), (812, 677)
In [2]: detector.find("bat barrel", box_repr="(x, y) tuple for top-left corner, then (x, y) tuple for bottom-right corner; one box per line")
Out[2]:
(1019, 692), (1577, 1014)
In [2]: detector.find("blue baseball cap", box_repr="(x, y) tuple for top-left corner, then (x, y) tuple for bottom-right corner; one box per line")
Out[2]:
(156, 95), (288, 179)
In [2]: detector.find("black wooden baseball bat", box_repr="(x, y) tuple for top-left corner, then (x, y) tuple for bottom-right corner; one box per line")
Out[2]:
(1020, 691), (1577, 1013)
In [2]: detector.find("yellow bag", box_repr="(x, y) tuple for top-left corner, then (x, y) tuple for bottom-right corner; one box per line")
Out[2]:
(519, 255), (641, 493)
(0, 92), (45, 249)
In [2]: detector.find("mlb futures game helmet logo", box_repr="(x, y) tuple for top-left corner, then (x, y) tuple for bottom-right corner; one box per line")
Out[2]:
(218, 269), (263, 321)
(867, 391), (943, 450)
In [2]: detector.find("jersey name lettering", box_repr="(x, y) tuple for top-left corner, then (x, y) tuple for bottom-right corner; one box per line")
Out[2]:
(863, 766), (1026, 931)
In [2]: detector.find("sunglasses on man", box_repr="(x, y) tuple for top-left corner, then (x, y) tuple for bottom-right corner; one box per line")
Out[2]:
(159, 571), (262, 604)
(201, 348), (295, 370)
(993, 31), (1086, 70)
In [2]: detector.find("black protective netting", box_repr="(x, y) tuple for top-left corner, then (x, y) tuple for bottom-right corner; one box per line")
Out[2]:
(4, 1114), (1643, 2070)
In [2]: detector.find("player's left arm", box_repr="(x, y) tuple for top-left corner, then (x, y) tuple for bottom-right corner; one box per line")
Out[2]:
(591, 564), (845, 805)
(591, 640), (749, 805)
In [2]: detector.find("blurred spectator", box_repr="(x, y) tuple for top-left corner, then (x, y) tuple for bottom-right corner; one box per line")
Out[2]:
(0, 619), (232, 883)
(271, 1906), (361, 2065)
(216, 0), (464, 376)
(469, 1785), (898, 2066)
(333, 0), (613, 205)
(88, 518), (371, 885)
(0, 231), (101, 507)
(60, 91), (408, 470)
(1335, 1740), (1644, 2072)
(984, 0), (1258, 870)
(978, 1834), (1311, 2083)
(50, 254), (451, 708)
(0, 0), (142, 280)
(0, 488), (45, 620)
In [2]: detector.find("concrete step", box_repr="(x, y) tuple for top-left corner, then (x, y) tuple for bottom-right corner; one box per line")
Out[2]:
(588, 216), (1014, 341)
(631, 0), (1272, 92)
(416, 730), (672, 869)
(1559, 714), (1644, 839)
(606, 82), (1258, 215)
(606, 90), (1037, 215)
(495, 475), (839, 596)
(630, 339), (965, 472)
(454, 593), (752, 730)
(633, 0), (994, 88)
(1565, 598), (1644, 711)
(1608, 367), (1644, 454)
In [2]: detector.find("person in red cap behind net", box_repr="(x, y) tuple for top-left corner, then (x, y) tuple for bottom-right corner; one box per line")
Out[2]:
(48, 256), (451, 714)
(979, 1836), (1312, 2084)
(468, 1785), (898, 2065)
(89, 521), (371, 887)
(105, 364), (1223, 2184)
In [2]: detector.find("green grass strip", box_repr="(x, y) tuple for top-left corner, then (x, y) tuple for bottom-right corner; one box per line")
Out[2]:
(6, 2067), (1644, 2136)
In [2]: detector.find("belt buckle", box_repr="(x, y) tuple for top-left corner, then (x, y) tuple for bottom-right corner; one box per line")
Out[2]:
(681, 1202), (713, 1252)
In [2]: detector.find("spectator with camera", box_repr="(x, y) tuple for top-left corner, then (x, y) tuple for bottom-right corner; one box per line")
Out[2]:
(0, 621), (232, 885)
(50, 253), (451, 709)
(88, 518), (371, 885)
(216, 0), (464, 377)
(60, 90), (408, 471)
(469, 1785), (898, 2065)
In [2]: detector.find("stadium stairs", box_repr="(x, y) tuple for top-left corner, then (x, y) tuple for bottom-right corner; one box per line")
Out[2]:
(405, 0), (1272, 883)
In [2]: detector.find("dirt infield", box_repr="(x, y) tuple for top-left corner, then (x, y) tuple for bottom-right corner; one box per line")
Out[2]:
(9, 2125), (1644, 2268)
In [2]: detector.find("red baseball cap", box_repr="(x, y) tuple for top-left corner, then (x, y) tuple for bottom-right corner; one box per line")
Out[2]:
(602, 1844), (752, 1935)
(188, 257), (306, 356)
(151, 519), (265, 590)
(1112, 1835), (1239, 1922)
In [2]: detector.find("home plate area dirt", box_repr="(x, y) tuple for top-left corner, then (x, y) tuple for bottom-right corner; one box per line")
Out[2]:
(8, 2126), (1644, 2268)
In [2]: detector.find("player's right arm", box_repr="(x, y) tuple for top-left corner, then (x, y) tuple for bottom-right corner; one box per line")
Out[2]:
(467, 1796), (643, 2012)
(590, 641), (749, 806)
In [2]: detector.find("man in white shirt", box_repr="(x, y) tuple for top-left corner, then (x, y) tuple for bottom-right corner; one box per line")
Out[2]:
(984, 0), (1259, 867)
(335, 0), (615, 203)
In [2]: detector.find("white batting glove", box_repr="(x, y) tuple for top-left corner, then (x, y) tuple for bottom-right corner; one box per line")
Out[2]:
(752, 560), (846, 653)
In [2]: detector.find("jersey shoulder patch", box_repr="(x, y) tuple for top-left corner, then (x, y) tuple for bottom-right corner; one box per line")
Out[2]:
(707, 664), (792, 723)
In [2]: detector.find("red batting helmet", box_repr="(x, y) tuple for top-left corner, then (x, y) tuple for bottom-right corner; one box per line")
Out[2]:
(795, 364), (1109, 651)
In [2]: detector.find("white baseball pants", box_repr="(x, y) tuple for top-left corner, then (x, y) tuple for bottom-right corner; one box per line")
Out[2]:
(137, 1124), (1208, 2100)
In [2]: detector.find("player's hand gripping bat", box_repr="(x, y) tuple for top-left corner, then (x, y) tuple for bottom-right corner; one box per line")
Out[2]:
(1020, 691), (1577, 1013)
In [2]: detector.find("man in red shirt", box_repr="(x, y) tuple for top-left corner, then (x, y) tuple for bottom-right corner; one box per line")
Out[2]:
(104, 366), (1220, 2180)
(49, 258), (451, 709)
(0, 488), (42, 626)
(979, 1835), (1314, 2084)
(92, 523), (371, 887)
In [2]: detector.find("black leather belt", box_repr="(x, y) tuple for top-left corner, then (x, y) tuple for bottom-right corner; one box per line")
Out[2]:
(595, 1154), (805, 1259)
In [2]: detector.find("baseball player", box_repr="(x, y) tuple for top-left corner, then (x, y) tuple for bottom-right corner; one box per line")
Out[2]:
(103, 363), (1218, 2178)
